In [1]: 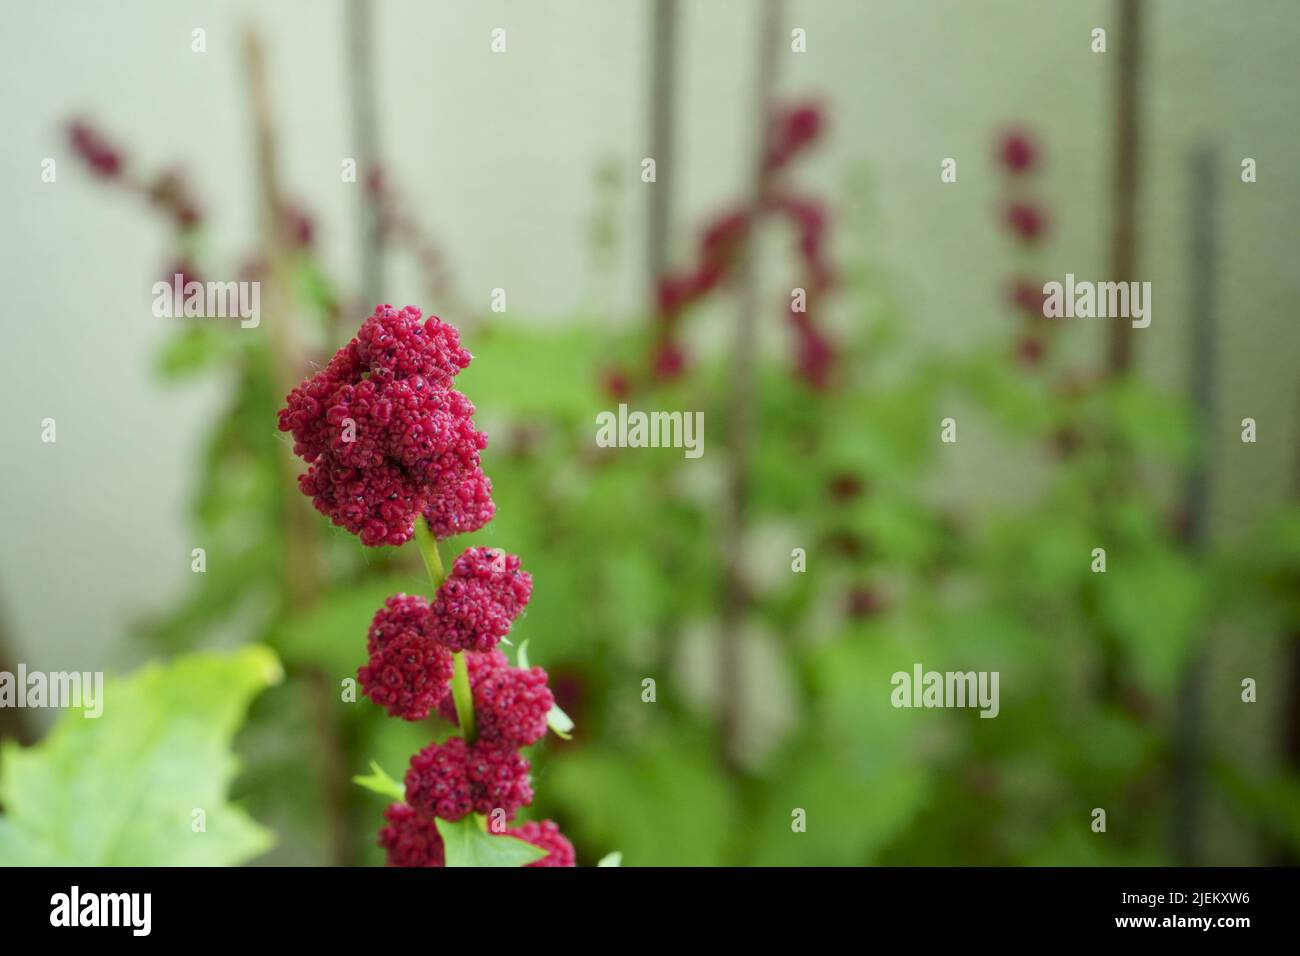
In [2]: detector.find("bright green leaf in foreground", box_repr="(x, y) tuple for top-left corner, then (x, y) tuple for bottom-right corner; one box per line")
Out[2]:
(436, 816), (547, 867)
(0, 647), (281, 866)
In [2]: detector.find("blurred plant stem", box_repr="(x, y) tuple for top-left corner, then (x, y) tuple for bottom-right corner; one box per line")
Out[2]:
(1094, 0), (1145, 720)
(348, 0), (384, 319)
(1105, 0), (1143, 377)
(646, 0), (677, 305)
(244, 25), (353, 867)
(644, 1), (685, 706)
(718, 0), (782, 774)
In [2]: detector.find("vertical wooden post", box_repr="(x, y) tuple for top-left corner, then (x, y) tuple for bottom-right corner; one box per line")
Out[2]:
(1173, 143), (1218, 865)
(244, 27), (352, 867)
(1105, 0), (1144, 376)
(647, 0), (678, 305)
(348, 0), (383, 317)
(719, 0), (782, 772)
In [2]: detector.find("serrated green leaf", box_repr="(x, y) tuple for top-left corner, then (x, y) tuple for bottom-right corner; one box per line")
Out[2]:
(0, 647), (280, 866)
(352, 761), (405, 802)
(436, 816), (547, 867)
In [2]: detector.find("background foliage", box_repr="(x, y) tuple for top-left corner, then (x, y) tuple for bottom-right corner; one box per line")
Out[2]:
(2, 0), (1298, 867)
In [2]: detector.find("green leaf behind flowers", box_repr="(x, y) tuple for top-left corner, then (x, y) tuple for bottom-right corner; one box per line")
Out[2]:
(0, 647), (280, 866)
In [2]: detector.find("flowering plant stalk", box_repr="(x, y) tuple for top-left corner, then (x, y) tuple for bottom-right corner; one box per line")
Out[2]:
(278, 304), (576, 867)
(616, 100), (835, 392)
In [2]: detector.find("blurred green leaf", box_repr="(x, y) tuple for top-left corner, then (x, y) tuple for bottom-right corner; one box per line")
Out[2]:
(155, 325), (238, 379)
(456, 323), (606, 422)
(1105, 380), (1196, 463)
(547, 731), (733, 866)
(0, 647), (280, 866)
(1094, 548), (1207, 693)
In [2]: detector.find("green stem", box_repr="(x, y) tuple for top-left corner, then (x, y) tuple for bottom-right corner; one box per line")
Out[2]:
(414, 515), (446, 587)
(413, 516), (476, 743)
(451, 651), (476, 743)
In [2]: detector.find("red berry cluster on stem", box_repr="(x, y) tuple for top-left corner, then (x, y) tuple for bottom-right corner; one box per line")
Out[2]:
(279, 306), (575, 867)
(278, 304), (494, 546)
(436, 649), (554, 747)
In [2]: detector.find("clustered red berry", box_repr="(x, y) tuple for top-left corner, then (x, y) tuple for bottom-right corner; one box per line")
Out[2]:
(283, 309), (574, 867)
(764, 102), (823, 173)
(999, 129), (1039, 174)
(641, 100), (836, 391)
(378, 802), (446, 867)
(278, 304), (494, 546)
(374, 567), (572, 867)
(995, 128), (1055, 371)
(404, 736), (534, 822)
(1004, 201), (1046, 243)
(66, 115), (211, 274)
(358, 629), (454, 721)
(366, 593), (434, 652)
(423, 471), (495, 539)
(358, 594), (454, 720)
(511, 819), (577, 868)
(378, 805), (574, 868)
(427, 547), (534, 652)
(354, 545), (533, 720)
(68, 120), (123, 178)
(437, 650), (554, 748)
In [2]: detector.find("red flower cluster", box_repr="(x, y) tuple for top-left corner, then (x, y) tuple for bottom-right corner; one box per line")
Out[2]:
(429, 547), (534, 652)
(436, 649), (554, 748)
(357, 594), (454, 720)
(65, 117), (214, 275)
(277, 304), (494, 546)
(764, 103), (823, 173)
(377, 803), (445, 867)
(998, 129), (1038, 174)
(404, 735), (534, 822)
(370, 553), (570, 865)
(1004, 201), (1046, 243)
(283, 309), (572, 867)
(379, 802), (575, 868)
(68, 120), (123, 178)
(510, 819), (577, 867)
(995, 128), (1053, 367)
(357, 547), (534, 718)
